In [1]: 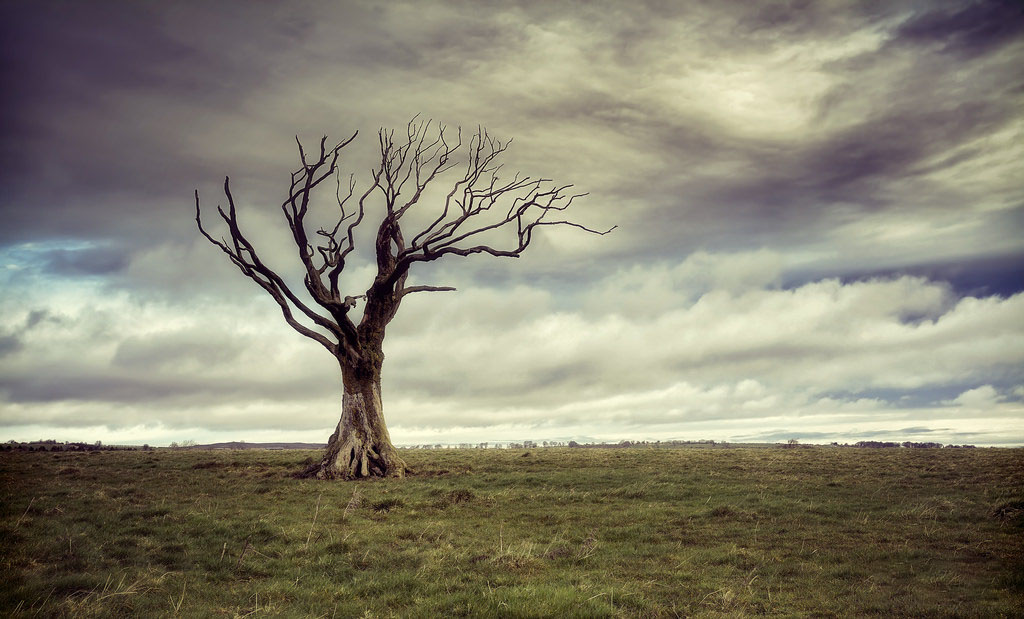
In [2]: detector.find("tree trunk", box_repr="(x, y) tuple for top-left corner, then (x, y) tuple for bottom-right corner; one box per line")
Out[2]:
(302, 359), (406, 480)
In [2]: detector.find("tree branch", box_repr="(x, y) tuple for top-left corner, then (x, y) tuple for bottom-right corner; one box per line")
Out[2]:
(399, 285), (457, 298)
(194, 189), (339, 356)
(196, 118), (612, 366)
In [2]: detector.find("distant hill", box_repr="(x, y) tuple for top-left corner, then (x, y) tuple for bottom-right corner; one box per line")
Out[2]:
(190, 442), (325, 450)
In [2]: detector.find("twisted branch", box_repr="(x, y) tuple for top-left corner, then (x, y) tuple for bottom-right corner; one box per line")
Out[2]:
(195, 118), (612, 364)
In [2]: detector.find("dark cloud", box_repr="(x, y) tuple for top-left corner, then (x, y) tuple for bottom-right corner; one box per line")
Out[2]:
(631, 83), (1019, 257)
(0, 372), (198, 405)
(822, 386), (994, 409)
(0, 334), (22, 357)
(0, 1), (335, 245)
(804, 247), (1024, 298)
(24, 310), (50, 329)
(44, 247), (130, 276)
(2, 0), (1020, 273)
(799, 103), (1008, 205)
(0, 367), (332, 406)
(893, 0), (1024, 58)
(110, 332), (247, 371)
(0, 309), (60, 358)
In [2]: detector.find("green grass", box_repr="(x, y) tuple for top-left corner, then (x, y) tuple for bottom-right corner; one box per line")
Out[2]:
(1, 447), (1021, 617)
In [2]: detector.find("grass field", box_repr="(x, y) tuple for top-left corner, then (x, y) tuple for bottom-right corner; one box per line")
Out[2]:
(1, 446), (1022, 617)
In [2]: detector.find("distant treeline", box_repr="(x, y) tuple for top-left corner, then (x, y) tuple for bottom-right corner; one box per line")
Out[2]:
(407, 440), (734, 450)
(843, 441), (976, 449)
(1, 440), (151, 452)
(405, 439), (979, 450)
(565, 440), (723, 449)
(5, 439), (980, 453)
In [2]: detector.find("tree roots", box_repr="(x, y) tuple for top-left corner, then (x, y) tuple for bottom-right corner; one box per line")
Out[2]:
(297, 434), (405, 480)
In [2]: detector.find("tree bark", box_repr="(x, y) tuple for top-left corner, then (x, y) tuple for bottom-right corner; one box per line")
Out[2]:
(302, 357), (406, 480)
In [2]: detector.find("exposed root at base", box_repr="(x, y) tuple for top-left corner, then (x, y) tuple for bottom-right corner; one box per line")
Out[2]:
(295, 440), (406, 481)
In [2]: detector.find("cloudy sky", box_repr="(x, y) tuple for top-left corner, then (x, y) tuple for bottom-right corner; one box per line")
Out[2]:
(1, 0), (1022, 447)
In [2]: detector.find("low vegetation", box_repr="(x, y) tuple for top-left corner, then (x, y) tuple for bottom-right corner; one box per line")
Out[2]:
(1, 446), (1021, 616)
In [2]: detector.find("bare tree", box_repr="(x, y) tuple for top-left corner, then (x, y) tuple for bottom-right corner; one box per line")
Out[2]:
(195, 119), (611, 479)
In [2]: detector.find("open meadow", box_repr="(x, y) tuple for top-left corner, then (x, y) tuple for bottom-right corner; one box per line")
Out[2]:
(1, 446), (1022, 617)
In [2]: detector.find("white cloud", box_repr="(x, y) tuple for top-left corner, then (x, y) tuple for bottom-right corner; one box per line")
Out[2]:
(950, 385), (1001, 410)
(386, 263), (1016, 407)
(582, 249), (784, 317)
(4, 250), (1020, 445)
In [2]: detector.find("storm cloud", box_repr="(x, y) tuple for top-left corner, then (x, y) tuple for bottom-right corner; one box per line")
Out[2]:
(1, 0), (1022, 446)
